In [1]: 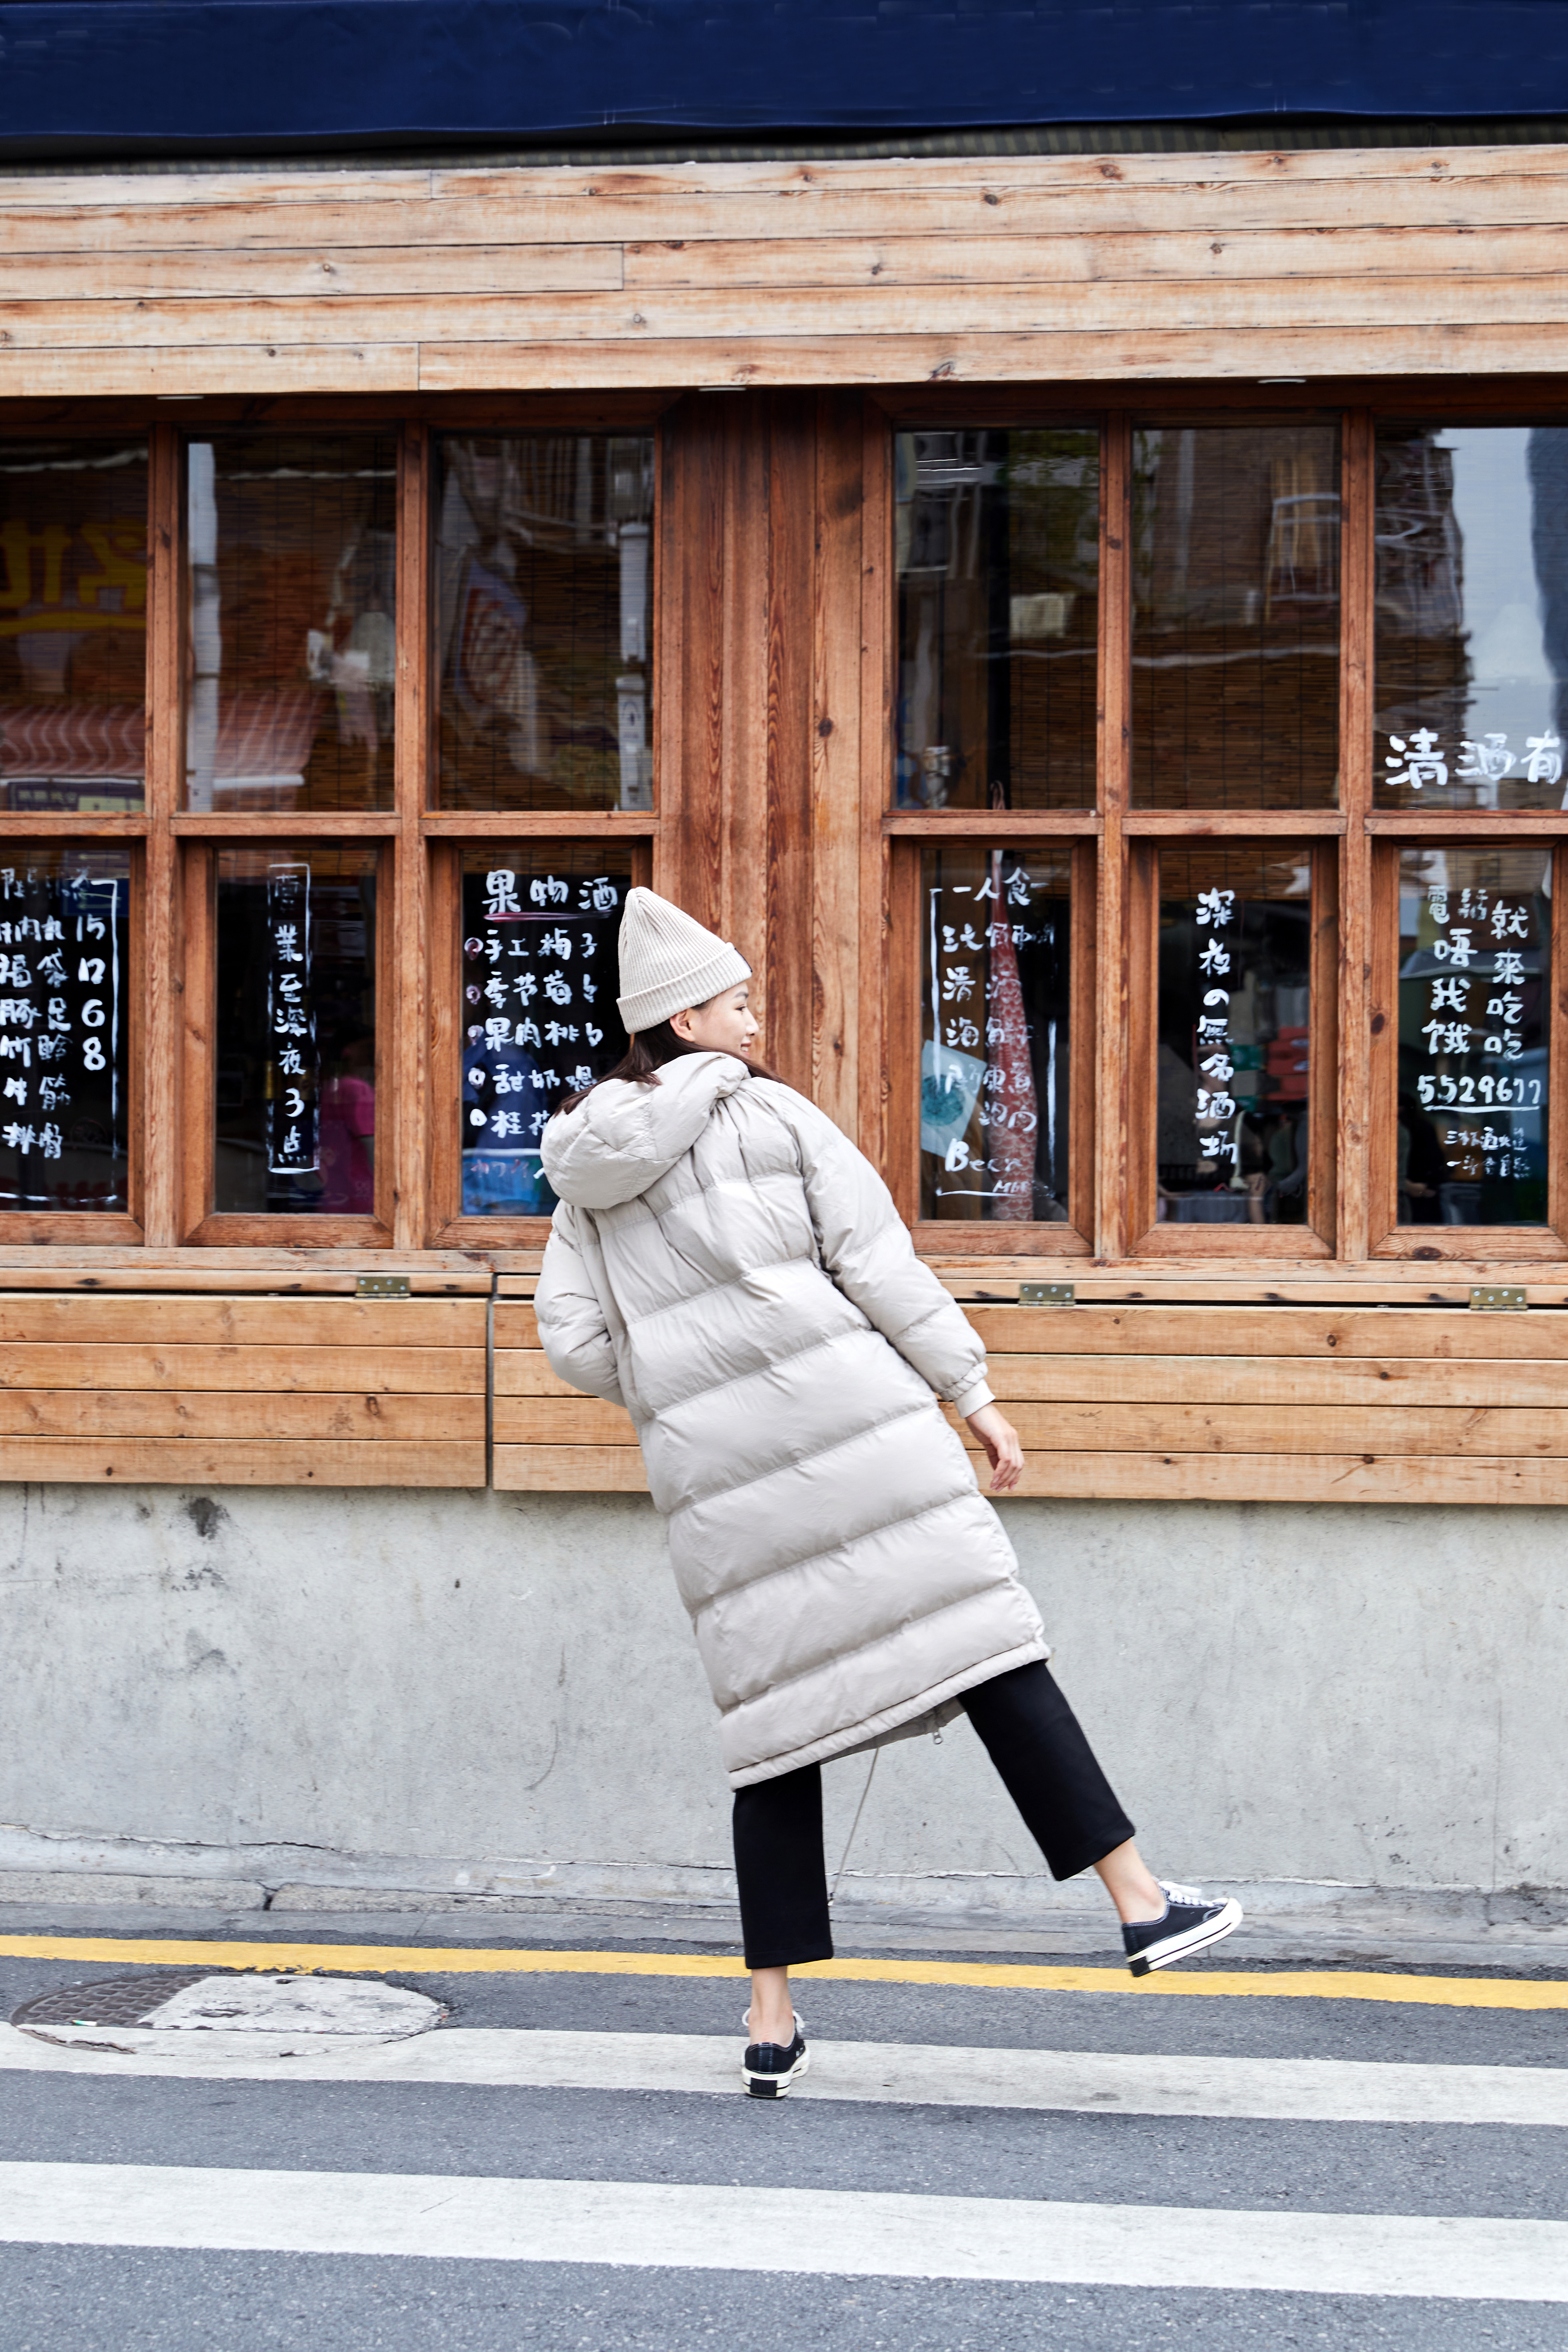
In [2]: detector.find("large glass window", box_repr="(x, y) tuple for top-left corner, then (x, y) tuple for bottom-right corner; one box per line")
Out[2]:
(1396, 846), (1549, 1225)
(1156, 849), (1315, 1225)
(894, 429), (1099, 810)
(0, 441), (148, 814)
(185, 434), (397, 812)
(213, 847), (380, 1216)
(1375, 424), (1568, 810)
(460, 846), (632, 1216)
(435, 436), (655, 812)
(1133, 423), (1341, 808)
(0, 847), (131, 1213)
(919, 842), (1073, 1222)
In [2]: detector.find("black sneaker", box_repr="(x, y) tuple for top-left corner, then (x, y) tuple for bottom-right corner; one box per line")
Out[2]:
(740, 2010), (810, 2099)
(1123, 1879), (1243, 1976)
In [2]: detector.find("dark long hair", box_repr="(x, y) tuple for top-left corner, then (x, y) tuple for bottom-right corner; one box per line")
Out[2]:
(561, 1017), (779, 1113)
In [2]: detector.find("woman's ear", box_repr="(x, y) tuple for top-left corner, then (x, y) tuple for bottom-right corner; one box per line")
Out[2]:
(668, 1006), (696, 1042)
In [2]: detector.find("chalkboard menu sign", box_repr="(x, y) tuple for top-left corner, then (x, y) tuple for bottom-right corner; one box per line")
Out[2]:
(460, 848), (631, 1215)
(0, 849), (130, 1212)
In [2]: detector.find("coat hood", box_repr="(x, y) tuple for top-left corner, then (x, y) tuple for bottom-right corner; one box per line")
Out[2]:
(541, 1051), (749, 1209)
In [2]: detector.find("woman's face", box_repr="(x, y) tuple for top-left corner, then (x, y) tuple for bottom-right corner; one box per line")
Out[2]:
(668, 983), (759, 1059)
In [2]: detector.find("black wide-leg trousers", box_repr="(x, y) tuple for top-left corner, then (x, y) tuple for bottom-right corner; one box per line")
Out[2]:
(731, 1659), (1136, 1970)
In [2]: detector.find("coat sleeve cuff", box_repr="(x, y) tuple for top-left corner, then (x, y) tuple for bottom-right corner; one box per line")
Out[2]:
(950, 1377), (994, 1418)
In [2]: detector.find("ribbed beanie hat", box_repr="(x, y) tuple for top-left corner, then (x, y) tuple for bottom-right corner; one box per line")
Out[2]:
(615, 887), (752, 1033)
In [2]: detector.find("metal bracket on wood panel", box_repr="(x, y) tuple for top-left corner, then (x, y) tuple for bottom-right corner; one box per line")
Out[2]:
(1470, 1286), (1527, 1312)
(1019, 1282), (1075, 1307)
(355, 1274), (410, 1300)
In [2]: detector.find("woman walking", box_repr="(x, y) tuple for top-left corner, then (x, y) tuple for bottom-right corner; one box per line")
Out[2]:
(536, 887), (1241, 2098)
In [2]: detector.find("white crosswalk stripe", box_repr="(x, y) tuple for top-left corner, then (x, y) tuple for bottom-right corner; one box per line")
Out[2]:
(3, 2162), (1567, 2299)
(5, 2020), (1568, 2128)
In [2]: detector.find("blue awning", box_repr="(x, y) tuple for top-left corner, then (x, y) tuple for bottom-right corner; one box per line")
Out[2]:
(2, 1), (1568, 153)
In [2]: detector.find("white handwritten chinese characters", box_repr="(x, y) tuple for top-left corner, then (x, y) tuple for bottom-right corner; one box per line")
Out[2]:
(461, 866), (627, 1215)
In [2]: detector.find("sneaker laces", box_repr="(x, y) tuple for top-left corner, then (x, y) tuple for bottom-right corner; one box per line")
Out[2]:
(1158, 1879), (1207, 1908)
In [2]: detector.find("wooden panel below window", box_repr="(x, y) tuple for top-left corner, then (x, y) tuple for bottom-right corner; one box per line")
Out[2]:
(6, 1279), (1568, 1502)
(0, 1290), (486, 1485)
(491, 1300), (642, 1489)
(488, 1293), (1568, 1503)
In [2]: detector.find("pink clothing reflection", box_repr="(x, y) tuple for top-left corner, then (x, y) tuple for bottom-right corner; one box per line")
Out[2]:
(318, 1072), (375, 1212)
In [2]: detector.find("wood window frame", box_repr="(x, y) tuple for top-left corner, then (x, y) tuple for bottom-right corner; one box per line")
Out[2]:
(871, 386), (1568, 1272)
(0, 394), (666, 1259)
(418, 400), (669, 1254)
(0, 409), (156, 1247)
(6, 383), (1568, 1272)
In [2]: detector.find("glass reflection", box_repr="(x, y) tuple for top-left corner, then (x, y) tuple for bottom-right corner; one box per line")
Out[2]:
(0, 441), (148, 813)
(436, 436), (655, 812)
(185, 435), (396, 812)
(895, 429), (1099, 810)
(1133, 423), (1341, 808)
(1376, 424), (1568, 810)
(919, 843), (1071, 1223)
(1157, 849), (1314, 1224)
(214, 847), (379, 1215)
(1397, 845), (1549, 1224)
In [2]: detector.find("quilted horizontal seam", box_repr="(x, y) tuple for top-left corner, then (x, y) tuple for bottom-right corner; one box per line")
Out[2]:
(720, 1583), (1019, 1714)
(610, 1252), (813, 1340)
(647, 1326), (868, 1422)
(688, 1482), (980, 1619)
(670, 1398), (935, 1521)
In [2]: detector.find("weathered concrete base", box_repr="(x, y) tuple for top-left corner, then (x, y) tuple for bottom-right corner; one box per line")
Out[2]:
(2, 1484), (1565, 1940)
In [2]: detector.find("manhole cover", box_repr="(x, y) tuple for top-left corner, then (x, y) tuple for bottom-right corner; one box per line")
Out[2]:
(12, 1971), (444, 2053)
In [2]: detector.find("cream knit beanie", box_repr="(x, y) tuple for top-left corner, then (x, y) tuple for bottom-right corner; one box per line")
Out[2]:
(615, 886), (752, 1033)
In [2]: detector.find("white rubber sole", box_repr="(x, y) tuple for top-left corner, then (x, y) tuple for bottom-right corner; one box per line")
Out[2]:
(1127, 1897), (1244, 1978)
(741, 2042), (811, 2099)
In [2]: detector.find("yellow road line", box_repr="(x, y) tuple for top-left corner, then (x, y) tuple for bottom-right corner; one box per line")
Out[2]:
(0, 1936), (1563, 2009)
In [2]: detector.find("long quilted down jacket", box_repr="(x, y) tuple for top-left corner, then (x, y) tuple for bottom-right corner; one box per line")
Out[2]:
(534, 1051), (1048, 1787)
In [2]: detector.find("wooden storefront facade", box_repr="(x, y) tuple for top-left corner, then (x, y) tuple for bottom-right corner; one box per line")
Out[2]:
(7, 141), (1568, 1504)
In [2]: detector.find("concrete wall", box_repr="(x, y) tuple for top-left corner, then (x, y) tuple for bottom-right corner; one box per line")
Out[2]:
(1, 1484), (1563, 1916)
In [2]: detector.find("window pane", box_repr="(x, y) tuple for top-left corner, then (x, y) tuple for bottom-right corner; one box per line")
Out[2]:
(894, 428), (1099, 810)
(436, 436), (655, 812)
(1157, 848), (1314, 1225)
(919, 843), (1071, 1222)
(1376, 424), (1568, 810)
(460, 848), (632, 1215)
(0, 440), (148, 814)
(0, 848), (130, 1212)
(1133, 424), (1341, 809)
(1397, 846), (1549, 1225)
(185, 434), (396, 812)
(214, 847), (379, 1215)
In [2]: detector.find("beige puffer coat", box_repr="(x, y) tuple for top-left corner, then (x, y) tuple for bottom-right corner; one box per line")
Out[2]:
(535, 1052), (1048, 1787)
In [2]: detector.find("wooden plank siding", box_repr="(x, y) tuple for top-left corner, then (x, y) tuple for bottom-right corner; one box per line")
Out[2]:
(488, 1294), (1568, 1502)
(7, 1282), (1568, 1498)
(0, 1293), (487, 1485)
(10, 147), (1568, 394)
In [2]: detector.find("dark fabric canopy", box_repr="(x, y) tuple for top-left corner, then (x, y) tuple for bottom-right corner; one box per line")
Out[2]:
(1, 0), (1567, 155)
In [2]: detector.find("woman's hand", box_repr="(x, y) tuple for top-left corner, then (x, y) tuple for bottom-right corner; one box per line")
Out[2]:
(966, 1403), (1025, 1494)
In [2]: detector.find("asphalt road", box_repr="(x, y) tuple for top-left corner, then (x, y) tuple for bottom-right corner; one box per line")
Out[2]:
(1, 1939), (1565, 2350)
